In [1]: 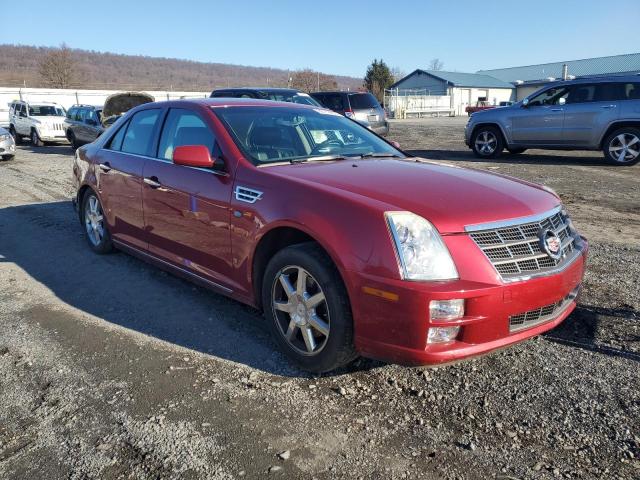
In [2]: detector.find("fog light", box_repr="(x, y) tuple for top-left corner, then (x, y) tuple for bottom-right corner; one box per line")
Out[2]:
(427, 326), (460, 344)
(429, 299), (465, 321)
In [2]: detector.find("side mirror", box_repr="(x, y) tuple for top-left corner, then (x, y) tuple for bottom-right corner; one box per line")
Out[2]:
(522, 98), (530, 107)
(173, 145), (214, 168)
(391, 141), (401, 149)
(558, 97), (566, 106)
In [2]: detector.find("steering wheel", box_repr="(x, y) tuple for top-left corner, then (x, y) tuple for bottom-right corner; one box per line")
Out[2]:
(311, 138), (344, 155)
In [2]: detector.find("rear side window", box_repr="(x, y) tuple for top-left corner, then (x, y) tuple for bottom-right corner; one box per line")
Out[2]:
(622, 83), (640, 100)
(121, 109), (160, 156)
(67, 107), (76, 119)
(106, 120), (129, 151)
(348, 93), (379, 109)
(158, 108), (216, 161)
(317, 93), (345, 111)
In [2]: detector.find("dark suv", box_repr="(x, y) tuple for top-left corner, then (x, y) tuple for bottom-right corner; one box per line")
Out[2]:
(465, 76), (640, 165)
(210, 88), (321, 107)
(65, 105), (104, 149)
(311, 91), (389, 136)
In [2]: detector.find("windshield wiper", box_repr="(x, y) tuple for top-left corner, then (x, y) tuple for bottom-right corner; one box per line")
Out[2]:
(290, 154), (350, 164)
(357, 152), (404, 159)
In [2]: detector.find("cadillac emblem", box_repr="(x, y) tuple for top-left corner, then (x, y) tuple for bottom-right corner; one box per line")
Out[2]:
(540, 229), (562, 260)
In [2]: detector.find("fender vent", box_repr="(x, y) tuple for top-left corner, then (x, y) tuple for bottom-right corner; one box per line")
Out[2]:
(235, 186), (263, 204)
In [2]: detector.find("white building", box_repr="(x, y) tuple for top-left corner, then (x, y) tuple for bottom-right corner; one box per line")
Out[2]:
(389, 69), (514, 116)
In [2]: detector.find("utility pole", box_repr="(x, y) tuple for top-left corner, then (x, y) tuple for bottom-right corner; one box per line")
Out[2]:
(317, 72), (320, 91)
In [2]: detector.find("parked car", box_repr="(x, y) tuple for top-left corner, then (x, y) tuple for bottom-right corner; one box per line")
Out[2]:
(64, 93), (155, 149)
(465, 76), (640, 165)
(0, 126), (16, 160)
(310, 91), (389, 136)
(9, 100), (67, 146)
(73, 98), (587, 372)
(65, 105), (104, 149)
(210, 87), (321, 107)
(465, 98), (496, 116)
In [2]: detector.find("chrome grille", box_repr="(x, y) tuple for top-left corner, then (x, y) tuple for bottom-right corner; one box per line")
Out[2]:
(509, 285), (580, 332)
(467, 207), (581, 282)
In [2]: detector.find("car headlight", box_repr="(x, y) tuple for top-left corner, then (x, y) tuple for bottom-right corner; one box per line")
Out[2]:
(0, 134), (10, 141)
(386, 212), (458, 281)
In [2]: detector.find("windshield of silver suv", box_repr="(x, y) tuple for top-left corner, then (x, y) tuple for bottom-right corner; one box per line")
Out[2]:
(213, 106), (402, 164)
(28, 105), (65, 116)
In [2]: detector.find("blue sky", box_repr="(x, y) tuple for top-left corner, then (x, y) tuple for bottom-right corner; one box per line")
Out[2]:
(1, 0), (638, 78)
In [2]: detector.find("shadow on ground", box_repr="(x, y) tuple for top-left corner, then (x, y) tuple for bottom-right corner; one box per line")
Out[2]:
(0, 200), (381, 378)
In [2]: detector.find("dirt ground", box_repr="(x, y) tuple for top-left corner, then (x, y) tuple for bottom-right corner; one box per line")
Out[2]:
(0, 117), (638, 480)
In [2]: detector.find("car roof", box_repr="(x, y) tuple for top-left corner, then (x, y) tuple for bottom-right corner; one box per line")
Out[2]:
(139, 97), (321, 110)
(549, 74), (640, 87)
(212, 87), (304, 94)
(311, 91), (369, 95)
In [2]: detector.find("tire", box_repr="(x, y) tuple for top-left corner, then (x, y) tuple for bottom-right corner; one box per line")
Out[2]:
(9, 125), (21, 144)
(68, 131), (78, 150)
(471, 125), (504, 159)
(262, 242), (357, 373)
(1, 155), (15, 161)
(602, 127), (640, 166)
(81, 190), (113, 254)
(507, 147), (527, 154)
(31, 129), (44, 147)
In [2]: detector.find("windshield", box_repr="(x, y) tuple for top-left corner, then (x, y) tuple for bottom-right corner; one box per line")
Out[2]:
(213, 106), (402, 165)
(28, 105), (65, 116)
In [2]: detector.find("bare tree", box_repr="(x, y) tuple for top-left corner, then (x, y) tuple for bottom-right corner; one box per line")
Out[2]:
(38, 43), (76, 88)
(390, 67), (406, 83)
(291, 69), (337, 92)
(428, 58), (444, 71)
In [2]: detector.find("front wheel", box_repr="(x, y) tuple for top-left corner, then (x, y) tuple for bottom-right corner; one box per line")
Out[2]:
(68, 131), (79, 150)
(81, 191), (113, 253)
(262, 243), (357, 373)
(9, 126), (21, 144)
(603, 128), (640, 166)
(471, 126), (504, 159)
(31, 129), (44, 147)
(1, 155), (15, 161)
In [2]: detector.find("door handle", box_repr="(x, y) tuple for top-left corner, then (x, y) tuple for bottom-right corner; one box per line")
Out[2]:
(143, 176), (162, 188)
(601, 105), (616, 109)
(98, 162), (111, 172)
(551, 108), (563, 112)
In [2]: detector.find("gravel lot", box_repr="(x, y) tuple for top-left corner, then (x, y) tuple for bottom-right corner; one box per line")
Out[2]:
(0, 117), (638, 479)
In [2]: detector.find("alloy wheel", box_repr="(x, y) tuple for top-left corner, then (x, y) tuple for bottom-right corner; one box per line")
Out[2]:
(475, 130), (497, 155)
(271, 266), (330, 356)
(84, 195), (105, 246)
(609, 133), (640, 163)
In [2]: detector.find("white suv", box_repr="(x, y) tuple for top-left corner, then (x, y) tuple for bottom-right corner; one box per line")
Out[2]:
(9, 100), (68, 146)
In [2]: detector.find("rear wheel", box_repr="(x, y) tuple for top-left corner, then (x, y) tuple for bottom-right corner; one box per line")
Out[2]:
(472, 126), (503, 159)
(262, 243), (357, 373)
(603, 128), (640, 166)
(68, 131), (79, 150)
(81, 191), (113, 253)
(31, 129), (44, 147)
(1, 155), (14, 161)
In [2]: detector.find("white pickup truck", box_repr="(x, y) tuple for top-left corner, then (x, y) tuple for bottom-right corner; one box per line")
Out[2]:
(9, 100), (68, 146)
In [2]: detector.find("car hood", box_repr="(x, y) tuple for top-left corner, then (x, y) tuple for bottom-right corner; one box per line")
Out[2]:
(34, 116), (67, 124)
(271, 158), (558, 234)
(102, 92), (155, 121)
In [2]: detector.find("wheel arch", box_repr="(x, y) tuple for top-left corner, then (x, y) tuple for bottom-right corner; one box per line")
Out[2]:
(470, 122), (509, 145)
(250, 222), (350, 311)
(599, 121), (640, 148)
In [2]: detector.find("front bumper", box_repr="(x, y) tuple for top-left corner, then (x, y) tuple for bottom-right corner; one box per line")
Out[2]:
(39, 132), (69, 143)
(349, 240), (588, 366)
(0, 138), (16, 156)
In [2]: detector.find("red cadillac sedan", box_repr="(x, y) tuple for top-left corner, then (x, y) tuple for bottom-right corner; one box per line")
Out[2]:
(72, 98), (587, 372)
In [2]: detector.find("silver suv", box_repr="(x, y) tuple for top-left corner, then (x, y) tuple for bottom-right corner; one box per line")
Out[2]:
(465, 76), (640, 165)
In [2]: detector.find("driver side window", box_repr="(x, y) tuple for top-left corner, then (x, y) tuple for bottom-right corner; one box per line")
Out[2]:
(157, 109), (216, 161)
(528, 87), (569, 106)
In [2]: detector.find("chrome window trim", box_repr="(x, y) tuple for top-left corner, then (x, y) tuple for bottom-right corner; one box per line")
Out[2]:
(97, 149), (229, 177)
(465, 205), (562, 233)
